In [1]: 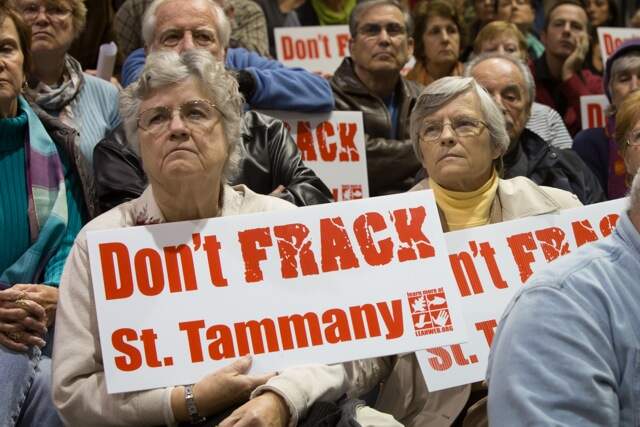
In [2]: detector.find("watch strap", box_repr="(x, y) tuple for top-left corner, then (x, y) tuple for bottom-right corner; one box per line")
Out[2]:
(184, 384), (207, 424)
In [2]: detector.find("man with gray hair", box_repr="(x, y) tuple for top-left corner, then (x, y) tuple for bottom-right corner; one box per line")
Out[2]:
(120, 0), (334, 112)
(93, 0), (334, 210)
(331, 0), (423, 196)
(488, 170), (640, 425)
(466, 53), (605, 204)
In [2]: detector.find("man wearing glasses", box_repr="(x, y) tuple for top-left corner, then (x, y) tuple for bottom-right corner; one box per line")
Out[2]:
(466, 52), (605, 204)
(331, 0), (423, 197)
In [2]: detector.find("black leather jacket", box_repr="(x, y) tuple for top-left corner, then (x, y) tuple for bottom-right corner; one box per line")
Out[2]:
(93, 111), (333, 213)
(331, 58), (423, 196)
(503, 128), (606, 205)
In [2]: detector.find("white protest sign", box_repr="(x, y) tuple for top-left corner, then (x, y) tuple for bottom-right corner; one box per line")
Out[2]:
(87, 191), (468, 393)
(275, 25), (350, 74)
(263, 110), (369, 201)
(417, 198), (627, 391)
(597, 27), (640, 64)
(580, 95), (609, 130)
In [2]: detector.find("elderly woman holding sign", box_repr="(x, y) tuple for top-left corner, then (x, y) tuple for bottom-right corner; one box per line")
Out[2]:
(216, 76), (585, 426)
(51, 50), (300, 426)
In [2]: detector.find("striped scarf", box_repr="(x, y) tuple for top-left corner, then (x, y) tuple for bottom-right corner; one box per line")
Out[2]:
(0, 97), (68, 285)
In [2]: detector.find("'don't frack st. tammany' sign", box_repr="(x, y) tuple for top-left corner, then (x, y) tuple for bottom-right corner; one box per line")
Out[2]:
(87, 190), (468, 394)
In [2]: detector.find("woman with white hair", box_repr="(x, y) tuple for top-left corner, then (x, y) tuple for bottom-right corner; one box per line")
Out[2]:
(248, 77), (584, 426)
(51, 50), (296, 426)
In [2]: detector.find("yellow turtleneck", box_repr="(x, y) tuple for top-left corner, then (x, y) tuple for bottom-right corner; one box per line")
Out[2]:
(429, 171), (499, 231)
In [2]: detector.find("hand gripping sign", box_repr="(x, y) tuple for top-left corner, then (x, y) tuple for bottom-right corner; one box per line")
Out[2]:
(597, 27), (640, 64)
(417, 198), (627, 391)
(87, 190), (467, 393)
(263, 110), (369, 201)
(275, 25), (350, 74)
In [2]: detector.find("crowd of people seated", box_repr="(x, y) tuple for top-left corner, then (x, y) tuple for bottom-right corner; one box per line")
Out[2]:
(1, 0), (640, 425)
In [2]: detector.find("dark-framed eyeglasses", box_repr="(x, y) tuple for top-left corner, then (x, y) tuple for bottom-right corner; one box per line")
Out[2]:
(419, 117), (488, 142)
(137, 99), (220, 134)
(358, 22), (407, 39)
(19, 2), (72, 21)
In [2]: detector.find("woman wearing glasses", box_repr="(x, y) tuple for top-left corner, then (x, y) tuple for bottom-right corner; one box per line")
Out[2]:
(51, 50), (300, 426)
(0, 5), (86, 427)
(15, 0), (120, 216)
(204, 77), (583, 427)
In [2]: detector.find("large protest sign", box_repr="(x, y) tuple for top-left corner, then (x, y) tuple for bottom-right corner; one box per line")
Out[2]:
(417, 198), (627, 391)
(580, 95), (609, 130)
(597, 27), (640, 64)
(87, 191), (467, 393)
(263, 110), (369, 201)
(275, 25), (350, 74)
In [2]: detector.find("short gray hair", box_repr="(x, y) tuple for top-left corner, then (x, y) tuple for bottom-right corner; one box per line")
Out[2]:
(120, 50), (243, 181)
(349, 0), (413, 38)
(410, 76), (510, 162)
(142, 0), (231, 48)
(464, 52), (536, 109)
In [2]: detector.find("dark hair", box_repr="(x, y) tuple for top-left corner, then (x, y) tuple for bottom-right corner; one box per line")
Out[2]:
(0, 4), (32, 76)
(412, 0), (465, 64)
(544, 0), (591, 33)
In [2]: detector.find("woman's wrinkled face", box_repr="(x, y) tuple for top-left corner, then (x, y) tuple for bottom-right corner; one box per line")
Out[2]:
(622, 118), (640, 177)
(585, 0), (610, 27)
(17, 0), (75, 55)
(419, 91), (501, 192)
(137, 78), (228, 187)
(423, 15), (460, 66)
(0, 17), (25, 109)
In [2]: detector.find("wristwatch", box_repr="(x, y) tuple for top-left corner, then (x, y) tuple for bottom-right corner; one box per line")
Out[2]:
(184, 384), (207, 424)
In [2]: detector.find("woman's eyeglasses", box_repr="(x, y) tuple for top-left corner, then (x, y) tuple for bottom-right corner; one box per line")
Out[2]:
(419, 117), (488, 142)
(137, 99), (221, 134)
(19, 2), (72, 21)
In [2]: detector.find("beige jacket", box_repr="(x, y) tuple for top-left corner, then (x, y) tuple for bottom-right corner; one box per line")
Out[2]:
(261, 176), (582, 427)
(52, 185), (295, 427)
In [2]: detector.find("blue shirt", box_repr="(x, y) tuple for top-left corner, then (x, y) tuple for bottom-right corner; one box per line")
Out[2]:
(487, 207), (640, 426)
(121, 47), (334, 112)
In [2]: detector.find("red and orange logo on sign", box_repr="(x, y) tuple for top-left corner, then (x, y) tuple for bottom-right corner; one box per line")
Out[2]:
(407, 288), (453, 336)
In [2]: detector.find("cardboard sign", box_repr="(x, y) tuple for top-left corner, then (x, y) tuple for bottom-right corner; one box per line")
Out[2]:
(580, 95), (609, 130)
(87, 191), (468, 393)
(275, 25), (350, 74)
(417, 198), (627, 391)
(263, 110), (369, 201)
(597, 27), (640, 64)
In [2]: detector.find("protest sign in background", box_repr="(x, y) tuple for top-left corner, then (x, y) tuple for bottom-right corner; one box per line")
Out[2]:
(275, 25), (350, 74)
(417, 198), (627, 391)
(580, 95), (609, 130)
(263, 110), (369, 201)
(87, 191), (467, 393)
(597, 27), (640, 64)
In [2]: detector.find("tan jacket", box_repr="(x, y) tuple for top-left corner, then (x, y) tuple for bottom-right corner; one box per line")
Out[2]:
(52, 185), (295, 427)
(263, 176), (582, 427)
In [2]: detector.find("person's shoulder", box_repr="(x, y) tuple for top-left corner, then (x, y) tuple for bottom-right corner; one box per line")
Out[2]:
(498, 176), (582, 212)
(573, 127), (607, 144)
(227, 184), (296, 215)
(82, 73), (119, 95)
